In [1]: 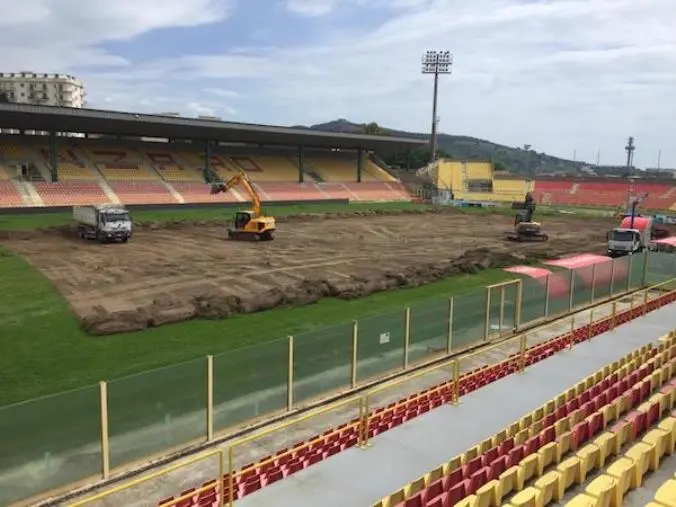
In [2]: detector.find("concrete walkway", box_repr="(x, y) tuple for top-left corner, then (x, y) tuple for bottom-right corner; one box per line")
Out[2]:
(236, 303), (676, 507)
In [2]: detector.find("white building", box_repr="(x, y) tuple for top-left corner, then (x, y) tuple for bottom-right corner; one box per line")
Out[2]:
(0, 71), (85, 108)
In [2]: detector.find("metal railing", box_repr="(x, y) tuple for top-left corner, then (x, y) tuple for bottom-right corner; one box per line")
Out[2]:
(64, 274), (676, 507)
(3, 252), (675, 506)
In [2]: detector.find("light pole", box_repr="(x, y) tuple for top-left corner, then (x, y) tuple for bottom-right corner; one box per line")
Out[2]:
(421, 50), (453, 163)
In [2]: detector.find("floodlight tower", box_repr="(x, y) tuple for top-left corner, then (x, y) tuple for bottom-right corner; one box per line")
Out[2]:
(421, 50), (453, 163)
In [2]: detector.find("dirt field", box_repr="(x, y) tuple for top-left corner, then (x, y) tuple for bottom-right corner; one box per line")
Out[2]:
(0, 209), (621, 335)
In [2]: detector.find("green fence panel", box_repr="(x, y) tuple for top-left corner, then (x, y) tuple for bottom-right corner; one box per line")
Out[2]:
(571, 266), (594, 308)
(0, 386), (101, 506)
(611, 256), (631, 296)
(629, 252), (647, 289)
(547, 271), (573, 318)
(213, 338), (287, 433)
(293, 323), (353, 405)
(107, 358), (206, 469)
(356, 309), (405, 382)
(451, 289), (487, 350)
(592, 261), (612, 301)
(647, 251), (676, 285)
(408, 297), (450, 365)
(520, 277), (547, 325)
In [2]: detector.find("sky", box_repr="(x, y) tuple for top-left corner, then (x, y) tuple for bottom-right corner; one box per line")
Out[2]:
(0, 0), (675, 168)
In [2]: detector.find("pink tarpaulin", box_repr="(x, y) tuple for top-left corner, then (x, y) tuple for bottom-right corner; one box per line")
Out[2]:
(503, 266), (553, 278)
(504, 265), (569, 297)
(654, 237), (676, 247)
(544, 253), (612, 269)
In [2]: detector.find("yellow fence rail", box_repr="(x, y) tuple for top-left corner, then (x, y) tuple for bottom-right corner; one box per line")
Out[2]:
(68, 275), (675, 507)
(7, 252), (675, 507)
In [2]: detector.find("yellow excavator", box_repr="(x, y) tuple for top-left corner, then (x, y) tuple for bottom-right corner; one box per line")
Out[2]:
(210, 171), (276, 241)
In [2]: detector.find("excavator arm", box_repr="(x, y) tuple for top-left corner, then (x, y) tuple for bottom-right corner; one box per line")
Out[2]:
(210, 172), (261, 217)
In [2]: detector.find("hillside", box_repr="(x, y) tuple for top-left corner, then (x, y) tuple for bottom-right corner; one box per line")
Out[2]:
(299, 119), (585, 175)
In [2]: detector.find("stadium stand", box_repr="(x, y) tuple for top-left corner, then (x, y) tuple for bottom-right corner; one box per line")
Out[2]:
(375, 335), (676, 507)
(0, 137), (411, 207)
(533, 178), (676, 210)
(148, 290), (676, 507)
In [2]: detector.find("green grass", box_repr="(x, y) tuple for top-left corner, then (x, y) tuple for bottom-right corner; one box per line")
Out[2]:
(0, 246), (508, 407)
(0, 200), (433, 231)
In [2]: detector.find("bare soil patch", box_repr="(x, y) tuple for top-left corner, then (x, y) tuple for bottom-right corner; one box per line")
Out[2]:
(0, 209), (622, 335)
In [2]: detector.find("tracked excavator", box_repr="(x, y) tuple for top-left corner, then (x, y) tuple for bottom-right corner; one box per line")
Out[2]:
(210, 171), (276, 241)
(505, 192), (549, 242)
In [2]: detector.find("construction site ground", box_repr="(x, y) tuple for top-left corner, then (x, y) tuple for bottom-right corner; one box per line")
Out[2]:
(0, 209), (622, 335)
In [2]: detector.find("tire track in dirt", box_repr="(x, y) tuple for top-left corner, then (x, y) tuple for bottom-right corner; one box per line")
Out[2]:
(0, 209), (618, 335)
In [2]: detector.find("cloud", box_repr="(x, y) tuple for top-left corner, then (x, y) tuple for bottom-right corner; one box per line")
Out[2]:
(0, 0), (675, 167)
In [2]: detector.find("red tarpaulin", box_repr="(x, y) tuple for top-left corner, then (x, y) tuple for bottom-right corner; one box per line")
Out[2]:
(544, 254), (628, 288)
(503, 265), (569, 297)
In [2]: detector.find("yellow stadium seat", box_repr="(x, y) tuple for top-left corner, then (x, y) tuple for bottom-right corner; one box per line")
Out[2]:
(537, 442), (557, 474)
(492, 430), (508, 447)
(654, 479), (676, 507)
(515, 429), (530, 446)
(650, 392), (670, 417)
(642, 428), (671, 467)
(605, 456), (639, 496)
(475, 480), (500, 507)
(519, 414), (533, 431)
(384, 487), (405, 506)
(455, 494), (478, 507)
(509, 487), (542, 507)
(404, 476), (425, 497)
(533, 471), (562, 504)
(448, 455), (463, 472)
(424, 464), (444, 486)
(479, 437), (493, 454)
(564, 493), (599, 506)
(517, 454), (540, 489)
(623, 442), (653, 486)
(659, 417), (676, 454)
(556, 456), (583, 494)
(498, 466), (520, 499)
(463, 447), (479, 463)
(556, 431), (573, 462)
(593, 432), (618, 466)
(576, 444), (602, 481)
(584, 474), (619, 507)
(555, 419), (569, 438)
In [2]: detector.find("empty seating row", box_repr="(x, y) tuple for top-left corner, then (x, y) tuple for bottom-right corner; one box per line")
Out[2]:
(376, 334), (676, 507)
(154, 292), (676, 507)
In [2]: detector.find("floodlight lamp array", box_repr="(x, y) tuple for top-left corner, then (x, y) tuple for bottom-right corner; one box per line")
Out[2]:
(421, 50), (453, 74)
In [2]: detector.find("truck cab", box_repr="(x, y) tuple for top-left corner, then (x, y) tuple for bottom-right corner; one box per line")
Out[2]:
(74, 205), (133, 243)
(607, 216), (652, 257)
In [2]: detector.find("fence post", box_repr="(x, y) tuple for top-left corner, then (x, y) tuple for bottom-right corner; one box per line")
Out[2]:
(544, 275), (551, 318)
(446, 297), (454, 355)
(588, 309), (594, 340)
(404, 307), (411, 369)
(228, 447), (235, 507)
(627, 255), (633, 291)
(568, 270), (575, 312)
(351, 320), (358, 388)
(610, 259), (616, 296)
(515, 280), (523, 331)
(453, 359), (461, 405)
(611, 301), (617, 330)
(569, 315), (575, 349)
(484, 287), (491, 341)
(630, 295), (634, 319)
(642, 250), (650, 287)
(643, 289), (649, 315)
(519, 335), (527, 373)
(287, 335), (294, 412)
(206, 355), (214, 442)
(499, 287), (505, 336)
(99, 381), (110, 480)
(590, 264), (597, 302)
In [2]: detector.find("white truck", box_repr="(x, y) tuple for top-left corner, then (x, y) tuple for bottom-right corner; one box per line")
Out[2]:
(73, 204), (133, 243)
(606, 215), (653, 257)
